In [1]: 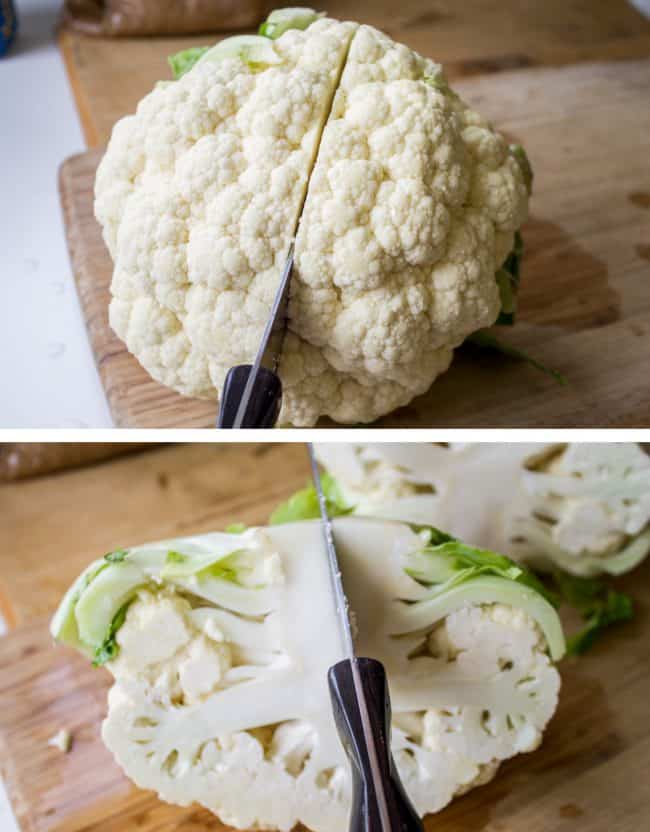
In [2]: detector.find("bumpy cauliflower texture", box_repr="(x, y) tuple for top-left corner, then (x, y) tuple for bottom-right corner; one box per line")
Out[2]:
(96, 16), (529, 425)
(53, 519), (562, 831)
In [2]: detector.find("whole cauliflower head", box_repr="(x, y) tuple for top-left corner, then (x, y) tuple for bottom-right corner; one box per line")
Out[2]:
(95, 14), (530, 426)
(52, 519), (563, 831)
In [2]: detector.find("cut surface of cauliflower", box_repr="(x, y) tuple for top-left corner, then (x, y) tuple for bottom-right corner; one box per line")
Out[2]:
(315, 442), (650, 577)
(509, 443), (650, 576)
(53, 518), (562, 832)
(96, 15), (529, 426)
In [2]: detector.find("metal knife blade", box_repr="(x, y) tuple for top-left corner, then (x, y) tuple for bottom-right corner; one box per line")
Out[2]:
(230, 244), (294, 429)
(307, 444), (394, 832)
(307, 443), (356, 660)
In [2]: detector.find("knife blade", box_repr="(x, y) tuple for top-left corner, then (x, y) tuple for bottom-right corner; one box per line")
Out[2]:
(307, 445), (424, 832)
(217, 244), (294, 429)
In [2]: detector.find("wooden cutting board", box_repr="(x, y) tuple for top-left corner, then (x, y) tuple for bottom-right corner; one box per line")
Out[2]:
(59, 59), (650, 428)
(2, 444), (650, 830)
(59, 0), (650, 148)
(0, 444), (310, 627)
(2, 550), (650, 830)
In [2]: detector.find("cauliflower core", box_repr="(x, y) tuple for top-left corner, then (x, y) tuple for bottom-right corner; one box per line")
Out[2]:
(82, 519), (561, 831)
(96, 17), (529, 425)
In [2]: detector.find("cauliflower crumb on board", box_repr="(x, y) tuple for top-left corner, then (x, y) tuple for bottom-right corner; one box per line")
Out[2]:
(95, 13), (530, 426)
(47, 729), (72, 753)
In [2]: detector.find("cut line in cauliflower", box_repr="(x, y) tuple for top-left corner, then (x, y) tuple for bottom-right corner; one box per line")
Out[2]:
(52, 518), (563, 831)
(314, 442), (650, 577)
(96, 14), (530, 426)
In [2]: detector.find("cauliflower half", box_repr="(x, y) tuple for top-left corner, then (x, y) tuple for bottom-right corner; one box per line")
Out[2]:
(315, 443), (650, 577)
(52, 518), (563, 831)
(96, 14), (529, 425)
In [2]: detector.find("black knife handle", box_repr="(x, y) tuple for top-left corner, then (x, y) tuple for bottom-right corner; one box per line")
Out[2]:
(217, 365), (282, 428)
(328, 658), (424, 832)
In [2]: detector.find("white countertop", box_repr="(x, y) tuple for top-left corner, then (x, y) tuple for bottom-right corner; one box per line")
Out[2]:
(0, 0), (112, 429)
(0, 3), (110, 826)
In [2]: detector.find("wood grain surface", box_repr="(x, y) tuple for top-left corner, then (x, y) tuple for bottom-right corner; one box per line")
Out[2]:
(0, 443), (309, 626)
(0, 443), (149, 481)
(58, 0), (650, 148)
(59, 59), (650, 428)
(1, 442), (649, 830)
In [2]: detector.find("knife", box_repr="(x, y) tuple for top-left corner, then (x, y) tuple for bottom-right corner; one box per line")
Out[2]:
(217, 244), (294, 429)
(307, 445), (425, 832)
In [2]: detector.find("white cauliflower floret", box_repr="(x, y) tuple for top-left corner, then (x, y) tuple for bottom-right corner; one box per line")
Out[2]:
(113, 591), (232, 706)
(177, 637), (231, 703)
(403, 603), (556, 796)
(508, 443), (650, 576)
(54, 518), (563, 831)
(96, 16), (529, 426)
(316, 442), (447, 514)
(422, 604), (554, 758)
(317, 442), (650, 577)
(97, 19), (357, 410)
(284, 24), (527, 424)
(115, 591), (192, 669)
